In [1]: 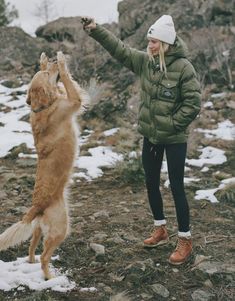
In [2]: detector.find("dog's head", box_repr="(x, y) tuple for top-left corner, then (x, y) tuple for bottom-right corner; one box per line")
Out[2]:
(26, 53), (59, 111)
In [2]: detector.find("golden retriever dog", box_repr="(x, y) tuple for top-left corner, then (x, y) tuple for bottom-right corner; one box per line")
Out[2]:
(0, 51), (88, 280)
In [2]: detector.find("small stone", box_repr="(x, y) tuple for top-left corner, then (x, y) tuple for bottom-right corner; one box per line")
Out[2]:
(193, 255), (211, 267)
(141, 293), (153, 300)
(91, 233), (108, 241)
(90, 261), (100, 267)
(196, 261), (235, 275)
(107, 234), (125, 244)
(93, 210), (110, 219)
(203, 279), (213, 288)
(103, 286), (112, 293)
(151, 283), (170, 298)
(191, 289), (214, 301)
(90, 243), (105, 255)
(0, 191), (7, 199)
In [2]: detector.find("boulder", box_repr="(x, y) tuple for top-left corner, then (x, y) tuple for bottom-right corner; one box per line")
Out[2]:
(36, 16), (84, 43)
(0, 0), (234, 98)
(0, 26), (52, 81)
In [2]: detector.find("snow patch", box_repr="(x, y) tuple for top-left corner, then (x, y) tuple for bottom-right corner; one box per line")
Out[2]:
(0, 255), (75, 292)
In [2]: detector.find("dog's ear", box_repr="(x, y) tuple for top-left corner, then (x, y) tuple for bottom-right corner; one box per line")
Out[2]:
(28, 86), (50, 107)
(40, 52), (48, 71)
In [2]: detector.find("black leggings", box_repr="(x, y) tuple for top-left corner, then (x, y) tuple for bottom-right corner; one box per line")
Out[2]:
(142, 137), (190, 232)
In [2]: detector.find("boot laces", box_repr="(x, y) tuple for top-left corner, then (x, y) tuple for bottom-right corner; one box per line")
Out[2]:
(176, 238), (189, 252)
(150, 226), (165, 239)
(151, 226), (163, 235)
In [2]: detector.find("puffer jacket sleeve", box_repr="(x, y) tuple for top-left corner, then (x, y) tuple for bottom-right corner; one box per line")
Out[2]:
(89, 24), (145, 75)
(172, 63), (201, 132)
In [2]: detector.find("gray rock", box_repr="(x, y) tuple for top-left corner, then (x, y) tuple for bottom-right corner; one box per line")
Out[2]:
(121, 232), (139, 242)
(0, 191), (7, 199)
(89, 261), (102, 267)
(203, 279), (213, 288)
(140, 293), (153, 300)
(196, 261), (235, 275)
(126, 259), (155, 273)
(90, 243), (105, 255)
(103, 286), (113, 294)
(150, 283), (170, 298)
(91, 233), (108, 241)
(122, 207), (130, 213)
(193, 255), (212, 267)
(191, 289), (214, 301)
(36, 17), (83, 43)
(93, 210), (110, 219)
(107, 234), (125, 244)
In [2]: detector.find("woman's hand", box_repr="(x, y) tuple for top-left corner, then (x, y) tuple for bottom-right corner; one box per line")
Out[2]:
(81, 17), (96, 31)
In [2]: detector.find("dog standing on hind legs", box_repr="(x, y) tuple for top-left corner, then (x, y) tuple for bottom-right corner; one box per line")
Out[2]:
(0, 51), (88, 280)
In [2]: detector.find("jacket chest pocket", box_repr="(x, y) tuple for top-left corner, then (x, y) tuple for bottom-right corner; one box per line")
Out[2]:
(158, 79), (178, 102)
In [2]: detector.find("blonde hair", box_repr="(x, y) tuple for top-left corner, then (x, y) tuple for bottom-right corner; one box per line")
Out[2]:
(147, 41), (170, 75)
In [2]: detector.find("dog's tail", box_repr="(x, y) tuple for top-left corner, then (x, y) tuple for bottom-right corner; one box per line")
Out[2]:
(0, 221), (33, 251)
(76, 83), (90, 114)
(0, 205), (41, 251)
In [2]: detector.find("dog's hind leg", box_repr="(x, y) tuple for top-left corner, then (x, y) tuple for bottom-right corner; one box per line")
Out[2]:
(28, 226), (42, 263)
(40, 232), (66, 280)
(40, 201), (69, 280)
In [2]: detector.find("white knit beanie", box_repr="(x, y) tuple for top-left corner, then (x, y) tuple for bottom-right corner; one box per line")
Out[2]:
(147, 15), (176, 45)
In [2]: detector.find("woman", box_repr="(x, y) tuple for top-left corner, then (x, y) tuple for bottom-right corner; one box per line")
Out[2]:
(82, 15), (201, 265)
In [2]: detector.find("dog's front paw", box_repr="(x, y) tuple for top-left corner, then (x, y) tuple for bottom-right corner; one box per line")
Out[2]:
(57, 51), (66, 66)
(40, 52), (47, 60)
(57, 51), (68, 76)
(40, 52), (48, 71)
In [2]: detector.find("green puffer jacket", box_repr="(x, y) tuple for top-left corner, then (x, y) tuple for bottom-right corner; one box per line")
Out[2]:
(89, 25), (201, 144)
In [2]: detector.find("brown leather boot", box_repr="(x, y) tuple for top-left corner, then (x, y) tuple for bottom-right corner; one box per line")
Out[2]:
(144, 225), (169, 248)
(168, 237), (192, 265)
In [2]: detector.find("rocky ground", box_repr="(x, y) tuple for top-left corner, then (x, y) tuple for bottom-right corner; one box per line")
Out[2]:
(0, 0), (234, 299)
(0, 148), (234, 301)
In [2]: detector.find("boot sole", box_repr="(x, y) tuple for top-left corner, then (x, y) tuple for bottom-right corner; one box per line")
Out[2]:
(168, 259), (186, 265)
(168, 253), (192, 265)
(143, 238), (169, 248)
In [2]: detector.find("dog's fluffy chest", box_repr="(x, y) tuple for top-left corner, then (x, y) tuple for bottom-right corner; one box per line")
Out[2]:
(32, 114), (79, 159)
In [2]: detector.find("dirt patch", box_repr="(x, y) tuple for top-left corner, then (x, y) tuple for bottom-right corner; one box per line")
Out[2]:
(0, 157), (234, 301)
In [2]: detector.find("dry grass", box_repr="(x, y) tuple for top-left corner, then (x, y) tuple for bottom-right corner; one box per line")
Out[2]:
(215, 182), (235, 205)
